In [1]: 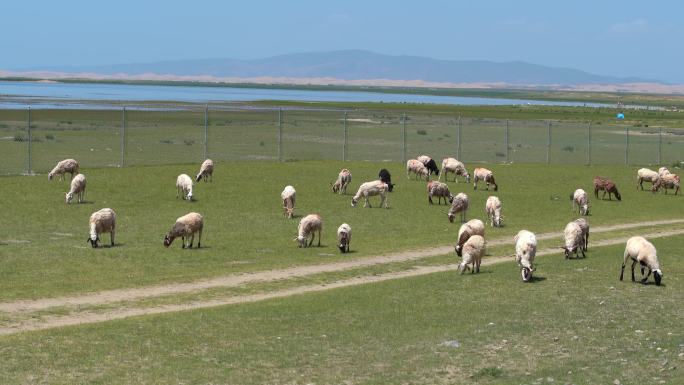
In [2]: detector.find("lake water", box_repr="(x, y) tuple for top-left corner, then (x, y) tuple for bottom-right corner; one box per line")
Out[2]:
(0, 80), (608, 108)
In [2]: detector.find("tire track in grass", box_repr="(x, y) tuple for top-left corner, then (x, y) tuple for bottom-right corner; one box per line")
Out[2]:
(0, 219), (682, 314)
(0, 227), (682, 336)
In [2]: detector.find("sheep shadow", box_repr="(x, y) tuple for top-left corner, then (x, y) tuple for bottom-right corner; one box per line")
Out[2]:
(526, 276), (547, 283)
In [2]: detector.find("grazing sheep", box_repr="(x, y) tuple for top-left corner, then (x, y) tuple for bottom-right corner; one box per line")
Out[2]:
(351, 180), (389, 208)
(163, 212), (203, 249)
(562, 221), (586, 259)
(427, 180), (452, 205)
(651, 173), (680, 195)
(48, 159), (79, 181)
(620, 236), (663, 286)
(447, 192), (469, 223)
(637, 168), (659, 190)
(195, 159), (214, 182)
(87, 208), (116, 248)
(332, 168), (352, 195)
(515, 230), (537, 282)
(295, 214), (322, 248)
(457, 234), (486, 274)
(473, 167), (498, 191)
(176, 174), (194, 201)
(485, 196), (503, 227)
(378, 169), (395, 192)
(571, 188), (590, 216)
(65, 173), (87, 204)
(337, 223), (352, 253)
(454, 219), (485, 256)
(574, 218), (590, 252)
(417, 155), (440, 176)
(281, 185), (296, 219)
(440, 158), (470, 183)
(406, 159), (429, 180)
(593, 176), (622, 201)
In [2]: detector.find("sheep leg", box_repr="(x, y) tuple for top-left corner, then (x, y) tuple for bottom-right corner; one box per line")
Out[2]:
(197, 229), (202, 248)
(641, 267), (652, 283)
(317, 229), (321, 247)
(181, 236), (186, 249)
(630, 260), (637, 282)
(428, 195), (433, 204)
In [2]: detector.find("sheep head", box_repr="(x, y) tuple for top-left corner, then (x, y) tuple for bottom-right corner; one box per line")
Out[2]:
(654, 269), (663, 286)
(87, 235), (100, 248)
(163, 234), (174, 247)
(448, 213), (455, 223)
(66, 192), (73, 204)
(295, 235), (307, 248)
(350, 198), (358, 207)
(454, 244), (463, 257)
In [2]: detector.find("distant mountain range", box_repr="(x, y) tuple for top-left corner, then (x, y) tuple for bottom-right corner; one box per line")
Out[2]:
(17, 50), (658, 86)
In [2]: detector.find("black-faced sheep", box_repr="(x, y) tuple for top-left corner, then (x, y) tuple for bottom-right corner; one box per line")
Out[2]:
(164, 212), (203, 249)
(562, 221), (585, 259)
(337, 223), (352, 253)
(515, 230), (537, 282)
(87, 208), (116, 248)
(473, 168), (498, 191)
(620, 236), (663, 286)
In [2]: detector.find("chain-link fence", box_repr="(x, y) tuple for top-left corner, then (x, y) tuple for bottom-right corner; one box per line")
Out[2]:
(1, 106), (683, 175)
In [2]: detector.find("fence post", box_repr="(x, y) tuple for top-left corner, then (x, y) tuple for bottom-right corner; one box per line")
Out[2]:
(278, 108), (282, 162)
(27, 106), (32, 175)
(402, 113), (407, 163)
(343, 111), (347, 161)
(203, 104), (208, 160)
(587, 122), (592, 165)
(120, 107), (126, 167)
(505, 119), (509, 163)
(546, 120), (551, 164)
(625, 127), (629, 165)
(457, 115), (461, 160)
(657, 127), (662, 165)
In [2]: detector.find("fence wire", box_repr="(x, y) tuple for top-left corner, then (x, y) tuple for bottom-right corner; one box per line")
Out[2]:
(1, 106), (682, 175)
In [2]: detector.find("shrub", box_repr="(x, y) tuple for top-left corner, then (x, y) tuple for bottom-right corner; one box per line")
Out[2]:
(183, 139), (195, 146)
(13, 134), (26, 142)
(416, 129), (427, 136)
(45, 134), (55, 140)
(562, 145), (575, 153)
(159, 139), (173, 144)
(495, 151), (505, 158)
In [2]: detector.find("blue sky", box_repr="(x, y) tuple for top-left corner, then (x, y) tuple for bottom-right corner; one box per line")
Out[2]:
(1, 0), (683, 82)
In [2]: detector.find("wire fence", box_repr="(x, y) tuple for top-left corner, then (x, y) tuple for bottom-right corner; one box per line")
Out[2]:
(1, 105), (683, 175)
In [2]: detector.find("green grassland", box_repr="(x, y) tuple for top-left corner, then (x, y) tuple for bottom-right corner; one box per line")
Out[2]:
(0, 161), (681, 301)
(0, 236), (681, 384)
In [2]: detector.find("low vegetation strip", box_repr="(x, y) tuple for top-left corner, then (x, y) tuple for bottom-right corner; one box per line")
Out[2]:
(1, 218), (682, 314)
(0, 227), (682, 336)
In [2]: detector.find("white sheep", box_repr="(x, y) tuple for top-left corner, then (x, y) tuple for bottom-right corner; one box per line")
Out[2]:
(651, 173), (680, 195)
(457, 234), (486, 274)
(637, 168), (659, 190)
(87, 208), (116, 248)
(48, 158), (80, 181)
(164, 212), (204, 248)
(195, 159), (214, 182)
(454, 219), (485, 256)
(485, 196), (503, 227)
(440, 157), (470, 183)
(66, 173), (87, 204)
(281, 185), (296, 219)
(572, 188), (590, 216)
(562, 221), (585, 259)
(176, 174), (194, 201)
(337, 223), (352, 253)
(473, 167), (498, 191)
(574, 218), (590, 252)
(406, 159), (429, 180)
(447, 192), (469, 223)
(332, 168), (352, 194)
(427, 180), (452, 205)
(515, 230), (537, 282)
(295, 214), (322, 248)
(620, 236), (663, 286)
(351, 180), (389, 208)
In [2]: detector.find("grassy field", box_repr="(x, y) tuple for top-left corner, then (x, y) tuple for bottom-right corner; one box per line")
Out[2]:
(1, 105), (683, 175)
(0, 237), (681, 384)
(0, 159), (682, 384)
